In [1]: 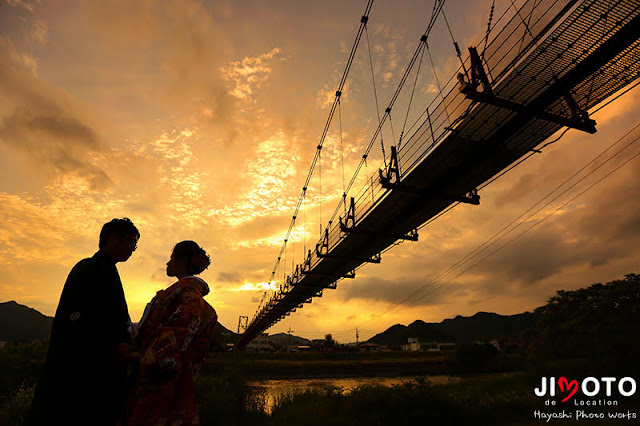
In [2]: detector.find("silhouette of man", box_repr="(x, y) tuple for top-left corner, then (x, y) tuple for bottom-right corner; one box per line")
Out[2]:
(30, 218), (140, 425)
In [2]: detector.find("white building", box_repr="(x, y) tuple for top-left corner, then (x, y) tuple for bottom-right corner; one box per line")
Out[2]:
(402, 338), (456, 351)
(402, 337), (421, 351)
(246, 333), (275, 352)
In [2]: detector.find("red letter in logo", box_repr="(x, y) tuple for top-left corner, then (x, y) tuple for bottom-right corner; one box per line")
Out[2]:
(558, 377), (579, 402)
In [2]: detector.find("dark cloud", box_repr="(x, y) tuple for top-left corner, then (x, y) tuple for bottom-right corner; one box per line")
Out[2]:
(0, 109), (99, 148)
(236, 214), (293, 240)
(473, 151), (640, 286)
(494, 172), (540, 207)
(492, 147), (571, 208)
(80, 0), (235, 123)
(218, 271), (242, 282)
(475, 223), (581, 283)
(337, 155), (640, 308)
(125, 199), (160, 214)
(0, 42), (112, 189)
(0, 108), (111, 189)
(576, 160), (640, 241)
(338, 276), (468, 307)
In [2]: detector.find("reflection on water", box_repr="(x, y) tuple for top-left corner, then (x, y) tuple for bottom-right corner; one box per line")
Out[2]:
(248, 375), (460, 413)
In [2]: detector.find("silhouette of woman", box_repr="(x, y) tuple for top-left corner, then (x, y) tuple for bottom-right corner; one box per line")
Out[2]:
(125, 241), (217, 425)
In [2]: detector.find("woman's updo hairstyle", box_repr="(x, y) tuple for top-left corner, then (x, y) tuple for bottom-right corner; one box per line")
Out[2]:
(173, 240), (211, 275)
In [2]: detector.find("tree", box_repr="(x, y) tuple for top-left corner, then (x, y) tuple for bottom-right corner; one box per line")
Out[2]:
(324, 333), (335, 347)
(531, 273), (640, 374)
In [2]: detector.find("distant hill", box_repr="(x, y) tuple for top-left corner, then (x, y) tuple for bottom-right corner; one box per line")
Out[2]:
(209, 321), (239, 349)
(266, 332), (312, 349)
(1, 301), (536, 349)
(0, 301), (237, 344)
(214, 322), (235, 337)
(438, 312), (536, 342)
(0, 301), (53, 341)
(368, 312), (537, 346)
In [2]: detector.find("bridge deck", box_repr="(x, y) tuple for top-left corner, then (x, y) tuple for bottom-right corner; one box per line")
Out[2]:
(237, 0), (640, 348)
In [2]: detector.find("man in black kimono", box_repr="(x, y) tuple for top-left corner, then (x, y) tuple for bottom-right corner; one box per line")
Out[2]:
(30, 218), (140, 425)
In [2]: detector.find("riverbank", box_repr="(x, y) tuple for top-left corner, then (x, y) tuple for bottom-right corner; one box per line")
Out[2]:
(195, 370), (640, 426)
(201, 350), (526, 379)
(4, 342), (638, 425)
(247, 374), (462, 414)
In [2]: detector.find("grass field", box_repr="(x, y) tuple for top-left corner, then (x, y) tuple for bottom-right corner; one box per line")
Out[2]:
(201, 350), (456, 379)
(2, 342), (638, 425)
(196, 370), (640, 425)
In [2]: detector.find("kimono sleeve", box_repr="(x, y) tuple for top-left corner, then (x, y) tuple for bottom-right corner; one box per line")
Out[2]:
(138, 288), (208, 376)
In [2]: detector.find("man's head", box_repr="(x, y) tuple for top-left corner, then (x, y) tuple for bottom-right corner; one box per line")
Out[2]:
(99, 218), (140, 263)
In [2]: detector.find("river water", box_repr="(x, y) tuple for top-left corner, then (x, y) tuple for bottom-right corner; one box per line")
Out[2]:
(248, 375), (460, 413)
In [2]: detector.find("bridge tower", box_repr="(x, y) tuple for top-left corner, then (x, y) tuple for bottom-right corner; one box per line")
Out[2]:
(237, 315), (248, 334)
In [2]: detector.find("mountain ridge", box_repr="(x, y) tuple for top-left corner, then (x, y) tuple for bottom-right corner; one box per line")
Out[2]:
(0, 301), (54, 341)
(367, 311), (537, 346)
(1, 301), (537, 347)
(0, 300), (236, 342)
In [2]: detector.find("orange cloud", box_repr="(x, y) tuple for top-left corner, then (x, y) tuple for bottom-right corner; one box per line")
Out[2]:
(221, 47), (285, 101)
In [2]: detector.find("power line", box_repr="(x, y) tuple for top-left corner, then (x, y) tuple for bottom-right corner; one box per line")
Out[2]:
(272, 118), (639, 339)
(408, 138), (640, 308)
(353, 120), (640, 330)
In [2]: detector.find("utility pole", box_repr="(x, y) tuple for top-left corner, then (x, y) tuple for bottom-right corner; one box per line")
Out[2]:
(356, 328), (359, 344)
(287, 327), (294, 352)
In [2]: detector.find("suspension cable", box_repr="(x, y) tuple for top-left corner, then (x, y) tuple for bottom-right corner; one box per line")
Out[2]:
(303, 188), (307, 255)
(426, 43), (452, 125)
(400, 44), (426, 147)
(260, 0), (375, 292)
(339, 97), (347, 213)
(365, 23), (386, 166)
(481, 0), (496, 60)
(327, 0), (448, 228)
(388, 111), (397, 146)
(441, 5), (469, 77)
(319, 144), (322, 238)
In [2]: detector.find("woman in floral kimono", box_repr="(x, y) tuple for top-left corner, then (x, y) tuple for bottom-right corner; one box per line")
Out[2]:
(126, 241), (217, 426)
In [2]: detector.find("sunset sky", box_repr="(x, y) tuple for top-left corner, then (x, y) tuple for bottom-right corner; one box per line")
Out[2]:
(1, 0), (639, 342)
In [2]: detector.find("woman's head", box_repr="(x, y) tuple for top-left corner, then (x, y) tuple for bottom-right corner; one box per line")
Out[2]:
(166, 240), (211, 278)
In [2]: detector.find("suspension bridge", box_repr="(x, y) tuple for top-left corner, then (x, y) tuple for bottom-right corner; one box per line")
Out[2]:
(236, 0), (640, 349)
